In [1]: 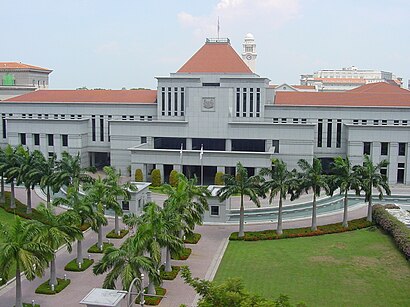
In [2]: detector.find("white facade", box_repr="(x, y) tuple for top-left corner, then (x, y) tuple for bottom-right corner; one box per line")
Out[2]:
(241, 33), (257, 72)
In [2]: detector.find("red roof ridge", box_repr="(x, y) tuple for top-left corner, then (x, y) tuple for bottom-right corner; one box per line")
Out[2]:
(0, 62), (52, 72)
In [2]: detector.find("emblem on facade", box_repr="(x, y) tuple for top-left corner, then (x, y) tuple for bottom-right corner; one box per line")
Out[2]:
(202, 97), (215, 111)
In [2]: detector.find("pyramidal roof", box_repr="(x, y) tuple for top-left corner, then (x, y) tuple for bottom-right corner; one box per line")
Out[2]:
(177, 39), (253, 74)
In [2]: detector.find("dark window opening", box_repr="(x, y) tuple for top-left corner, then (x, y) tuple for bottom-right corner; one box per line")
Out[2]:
(161, 88), (165, 116)
(327, 120), (332, 148)
(336, 120), (342, 148)
(272, 140), (279, 153)
(2, 116), (6, 138)
(34, 133), (40, 146)
(180, 88), (185, 116)
(154, 137), (186, 150)
(20, 133), (26, 145)
(256, 88), (260, 117)
(397, 169), (404, 184)
(398, 143), (406, 156)
(363, 142), (371, 155)
(62, 134), (68, 147)
(381, 142), (388, 155)
(202, 83), (220, 87)
(167, 88), (171, 116)
(174, 88), (178, 116)
(141, 136), (147, 144)
(232, 139), (265, 152)
(242, 88), (247, 117)
(236, 88), (240, 117)
(210, 205), (219, 216)
(192, 138), (225, 151)
(92, 117), (96, 141)
(100, 116), (104, 142)
(317, 119), (323, 147)
(47, 134), (54, 146)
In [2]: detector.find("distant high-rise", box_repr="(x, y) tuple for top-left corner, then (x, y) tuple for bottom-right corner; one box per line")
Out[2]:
(301, 66), (402, 92)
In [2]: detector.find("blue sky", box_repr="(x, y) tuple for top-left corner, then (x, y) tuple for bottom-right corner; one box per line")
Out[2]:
(1, 0), (409, 89)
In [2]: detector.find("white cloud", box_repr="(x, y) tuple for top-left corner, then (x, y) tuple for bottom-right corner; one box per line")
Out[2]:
(178, 0), (301, 38)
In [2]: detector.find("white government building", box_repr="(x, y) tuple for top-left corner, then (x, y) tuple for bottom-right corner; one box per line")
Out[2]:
(0, 35), (409, 186)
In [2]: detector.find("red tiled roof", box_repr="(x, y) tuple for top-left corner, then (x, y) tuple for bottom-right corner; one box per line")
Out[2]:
(177, 42), (253, 74)
(275, 82), (410, 107)
(0, 62), (52, 72)
(4, 90), (157, 104)
(292, 85), (315, 89)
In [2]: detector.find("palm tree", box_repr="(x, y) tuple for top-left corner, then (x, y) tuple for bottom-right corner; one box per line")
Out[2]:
(331, 157), (361, 227)
(84, 177), (109, 251)
(0, 147), (6, 204)
(93, 236), (158, 290)
(135, 202), (183, 293)
(357, 155), (391, 222)
(103, 166), (135, 236)
(260, 159), (296, 235)
(0, 217), (53, 307)
(38, 153), (66, 207)
(53, 184), (96, 265)
(2, 145), (20, 209)
(217, 162), (263, 238)
(57, 151), (94, 190)
(34, 205), (83, 286)
(297, 158), (330, 231)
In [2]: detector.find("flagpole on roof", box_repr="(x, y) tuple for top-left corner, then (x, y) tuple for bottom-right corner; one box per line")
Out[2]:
(200, 144), (204, 186)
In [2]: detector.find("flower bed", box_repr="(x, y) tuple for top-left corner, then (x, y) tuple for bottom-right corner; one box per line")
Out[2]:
(171, 247), (192, 260)
(184, 233), (201, 244)
(106, 229), (129, 239)
(135, 287), (166, 305)
(229, 218), (372, 241)
(160, 265), (180, 280)
(35, 278), (70, 295)
(64, 258), (94, 272)
(373, 204), (410, 260)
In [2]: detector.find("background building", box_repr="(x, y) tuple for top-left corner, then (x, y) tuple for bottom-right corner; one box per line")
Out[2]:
(0, 62), (52, 100)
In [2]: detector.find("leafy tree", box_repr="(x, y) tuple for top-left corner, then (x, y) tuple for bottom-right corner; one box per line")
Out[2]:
(181, 266), (305, 307)
(217, 162), (263, 237)
(35, 205), (83, 286)
(135, 168), (144, 182)
(331, 157), (361, 227)
(0, 218), (53, 307)
(2, 145), (20, 208)
(260, 159), (296, 235)
(151, 169), (162, 187)
(357, 155), (391, 222)
(214, 171), (224, 185)
(38, 153), (66, 207)
(93, 237), (157, 290)
(169, 169), (179, 187)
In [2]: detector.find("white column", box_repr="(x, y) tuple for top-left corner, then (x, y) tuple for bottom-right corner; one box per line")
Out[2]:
(388, 143), (398, 184)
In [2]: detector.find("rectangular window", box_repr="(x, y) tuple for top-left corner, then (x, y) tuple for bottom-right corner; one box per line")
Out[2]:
(236, 88), (240, 117)
(139, 116), (144, 121)
(373, 120), (379, 125)
(256, 88), (260, 117)
(147, 116), (153, 121)
(141, 136), (147, 143)
(33, 133), (40, 146)
(249, 88), (254, 117)
(242, 88), (247, 117)
(293, 118), (298, 124)
(62, 134), (68, 147)
(174, 88), (178, 116)
(382, 120), (387, 125)
(168, 87), (171, 116)
(394, 120), (399, 125)
(92, 116), (96, 141)
(48, 152), (54, 159)
(53, 114), (58, 119)
(302, 118), (307, 124)
(2, 115), (6, 139)
(398, 143), (406, 156)
(100, 116), (104, 142)
(180, 88), (185, 116)
(161, 87), (165, 116)
(272, 140), (279, 153)
(48, 134), (54, 146)
(20, 133), (26, 145)
(108, 115), (112, 142)
(336, 119), (342, 148)
(70, 114), (75, 119)
(129, 116), (134, 120)
(397, 169), (405, 184)
(281, 118), (287, 123)
(273, 118), (279, 123)
(362, 120), (367, 125)
(353, 119), (359, 125)
(210, 205), (219, 216)
(37, 114), (42, 119)
(122, 201), (130, 211)
(317, 119), (323, 147)
(363, 142), (371, 155)
(403, 120), (408, 125)
(202, 83), (220, 87)
(327, 120), (332, 147)
(381, 142), (388, 155)
(61, 114), (65, 119)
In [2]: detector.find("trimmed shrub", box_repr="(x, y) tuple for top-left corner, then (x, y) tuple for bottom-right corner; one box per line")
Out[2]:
(136, 287), (166, 305)
(214, 172), (224, 185)
(229, 218), (372, 241)
(64, 258), (94, 272)
(184, 233), (201, 244)
(135, 168), (144, 182)
(171, 247), (192, 260)
(160, 265), (180, 280)
(151, 169), (162, 187)
(106, 229), (129, 239)
(35, 278), (70, 295)
(87, 242), (114, 253)
(169, 170), (179, 187)
(373, 205), (410, 260)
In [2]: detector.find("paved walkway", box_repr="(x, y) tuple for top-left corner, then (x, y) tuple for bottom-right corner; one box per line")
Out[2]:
(0, 185), (409, 307)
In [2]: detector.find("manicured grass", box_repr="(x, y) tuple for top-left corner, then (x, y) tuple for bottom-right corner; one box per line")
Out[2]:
(160, 265), (180, 280)
(136, 287), (166, 305)
(171, 247), (192, 260)
(106, 229), (129, 239)
(64, 258), (94, 272)
(35, 278), (70, 295)
(215, 228), (410, 307)
(87, 242), (114, 253)
(184, 233), (201, 244)
(22, 304), (40, 307)
(0, 192), (47, 224)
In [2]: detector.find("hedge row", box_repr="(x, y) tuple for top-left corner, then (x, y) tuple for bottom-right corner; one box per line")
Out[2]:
(372, 204), (410, 260)
(230, 218), (372, 241)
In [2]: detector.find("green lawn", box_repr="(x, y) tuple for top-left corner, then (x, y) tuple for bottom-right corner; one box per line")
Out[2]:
(215, 228), (410, 307)
(0, 206), (19, 231)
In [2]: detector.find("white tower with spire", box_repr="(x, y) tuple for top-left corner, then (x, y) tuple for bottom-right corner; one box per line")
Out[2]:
(242, 33), (257, 72)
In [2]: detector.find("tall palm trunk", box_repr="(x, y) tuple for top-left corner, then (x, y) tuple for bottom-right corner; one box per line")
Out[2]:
(277, 197), (283, 235)
(238, 194), (245, 238)
(77, 239), (83, 265)
(26, 188), (32, 214)
(98, 225), (104, 251)
(311, 192), (317, 231)
(367, 185), (373, 222)
(10, 180), (15, 209)
(165, 247), (172, 272)
(15, 262), (22, 307)
(46, 186), (51, 208)
(342, 190), (348, 228)
(114, 213), (120, 236)
(50, 254), (58, 286)
(0, 175), (5, 204)
(147, 278), (156, 295)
